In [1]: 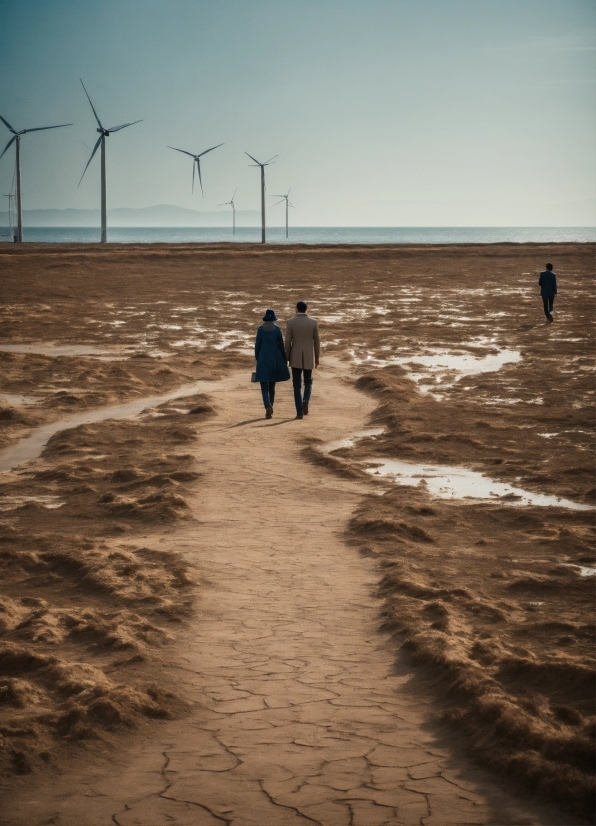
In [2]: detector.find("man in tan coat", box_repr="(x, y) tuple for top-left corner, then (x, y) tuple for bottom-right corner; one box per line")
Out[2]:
(285, 301), (320, 419)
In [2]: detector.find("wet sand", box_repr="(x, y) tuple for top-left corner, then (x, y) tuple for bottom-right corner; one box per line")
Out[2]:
(0, 243), (594, 824)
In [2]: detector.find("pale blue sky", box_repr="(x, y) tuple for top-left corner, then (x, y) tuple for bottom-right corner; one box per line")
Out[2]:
(1, 0), (594, 225)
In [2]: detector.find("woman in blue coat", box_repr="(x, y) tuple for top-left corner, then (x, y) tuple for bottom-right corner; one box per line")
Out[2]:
(254, 309), (290, 418)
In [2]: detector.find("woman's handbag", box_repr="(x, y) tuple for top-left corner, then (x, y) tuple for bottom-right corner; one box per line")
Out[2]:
(251, 372), (258, 383)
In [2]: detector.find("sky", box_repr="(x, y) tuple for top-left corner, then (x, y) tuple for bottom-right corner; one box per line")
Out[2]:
(1, 0), (594, 226)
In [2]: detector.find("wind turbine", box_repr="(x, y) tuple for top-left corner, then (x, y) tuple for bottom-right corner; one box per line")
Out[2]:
(0, 114), (72, 242)
(270, 189), (295, 239)
(245, 152), (277, 244)
(218, 189), (237, 235)
(168, 143), (224, 195)
(79, 79), (142, 243)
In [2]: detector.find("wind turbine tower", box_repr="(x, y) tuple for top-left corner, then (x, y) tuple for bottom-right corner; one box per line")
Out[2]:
(218, 189), (237, 235)
(168, 143), (224, 195)
(79, 79), (142, 243)
(3, 193), (14, 240)
(271, 189), (295, 239)
(245, 153), (277, 243)
(0, 115), (72, 242)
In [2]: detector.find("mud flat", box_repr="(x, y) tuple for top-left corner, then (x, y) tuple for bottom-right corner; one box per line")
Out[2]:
(0, 390), (216, 777)
(0, 243), (594, 823)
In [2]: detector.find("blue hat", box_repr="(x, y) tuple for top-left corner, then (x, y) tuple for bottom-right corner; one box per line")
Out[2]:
(263, 308), (277, 321)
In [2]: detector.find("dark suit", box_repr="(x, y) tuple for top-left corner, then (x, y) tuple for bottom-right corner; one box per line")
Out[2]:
(538, 270), (557, 319)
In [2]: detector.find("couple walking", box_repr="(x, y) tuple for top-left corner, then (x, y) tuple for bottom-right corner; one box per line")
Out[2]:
(254, 301), (320, 420)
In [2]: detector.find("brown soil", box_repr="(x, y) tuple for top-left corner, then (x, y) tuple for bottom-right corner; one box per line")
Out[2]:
(345, 370), (594, 817)
(0, 394), (216, 777)
(0, 242), (593, 824)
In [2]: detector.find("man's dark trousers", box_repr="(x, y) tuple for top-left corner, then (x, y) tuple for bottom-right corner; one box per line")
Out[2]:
(292, 367), (312, 414)
(542, 296), (554, 318)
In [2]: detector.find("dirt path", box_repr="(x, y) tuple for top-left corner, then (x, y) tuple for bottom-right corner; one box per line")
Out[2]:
(3, 361), (569, 826)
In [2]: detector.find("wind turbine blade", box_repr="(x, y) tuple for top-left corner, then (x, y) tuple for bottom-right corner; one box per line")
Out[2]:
(80, 79), (103, 130)
(244, 152), (261, 165)
(0, 115), (17, 134)
(192, 159), (196, 193)
(270, 194), (287, 198)
(270, 200), (285, 207)
(197, 158), (204, 196)
(106, 120), (142, 132)
(0, 135), (16, 159)
(198, 142), (224, 157)
(23, 123), (73, 133)
(168, 146), (196, 158)
(78, 135), (102, 186)
(263, 155), (278, 165)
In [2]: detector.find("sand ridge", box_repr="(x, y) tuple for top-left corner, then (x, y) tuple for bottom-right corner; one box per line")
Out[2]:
(2, 362), (573, 825)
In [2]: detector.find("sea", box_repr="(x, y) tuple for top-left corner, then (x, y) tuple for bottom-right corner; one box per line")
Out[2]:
(1, 227), (594, 244)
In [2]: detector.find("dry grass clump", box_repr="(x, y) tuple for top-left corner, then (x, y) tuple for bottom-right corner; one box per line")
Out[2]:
(0, 528), (193, 775)
(0, 641), (184, 775)
(348, 482), (595, 820)
(12, 392), (214, 526)
(344, 355), (595, 820)
(0, 396), (211, 777)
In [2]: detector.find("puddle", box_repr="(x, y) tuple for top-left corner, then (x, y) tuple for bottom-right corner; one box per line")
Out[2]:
(0, 379), (223, 473)
(393, 350), (521, 380)
(171, 339), (208, 348)
(323, 428), (385, 454)
(212, 331), (253, 351)
(363, 459), (593, 511)
(319, 314), (348, 323)
(349, 347), (521, 387)
(0, 393), (40, 406)
(317, 309), (370, 323)
(0, 495), (65, 511)
(321, 429), (593, 512)
(560, 563), (596, 577)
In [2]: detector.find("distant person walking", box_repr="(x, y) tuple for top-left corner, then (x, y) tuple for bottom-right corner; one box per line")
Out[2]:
(285, 301), (320, 419)
(254, 309), (290, 419)
(538, 263), (557, 323)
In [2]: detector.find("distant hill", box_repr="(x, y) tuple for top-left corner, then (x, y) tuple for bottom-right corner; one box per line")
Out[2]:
(0, 204), (261, 227)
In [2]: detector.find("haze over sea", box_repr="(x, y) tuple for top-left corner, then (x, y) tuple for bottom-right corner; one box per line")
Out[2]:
(2, 227), (594, 244)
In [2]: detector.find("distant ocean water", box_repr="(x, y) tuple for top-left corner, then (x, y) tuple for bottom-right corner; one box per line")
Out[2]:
(1, 227), (594, 244)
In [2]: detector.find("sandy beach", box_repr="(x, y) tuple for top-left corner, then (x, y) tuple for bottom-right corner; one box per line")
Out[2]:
(0, 242), (593, 825)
